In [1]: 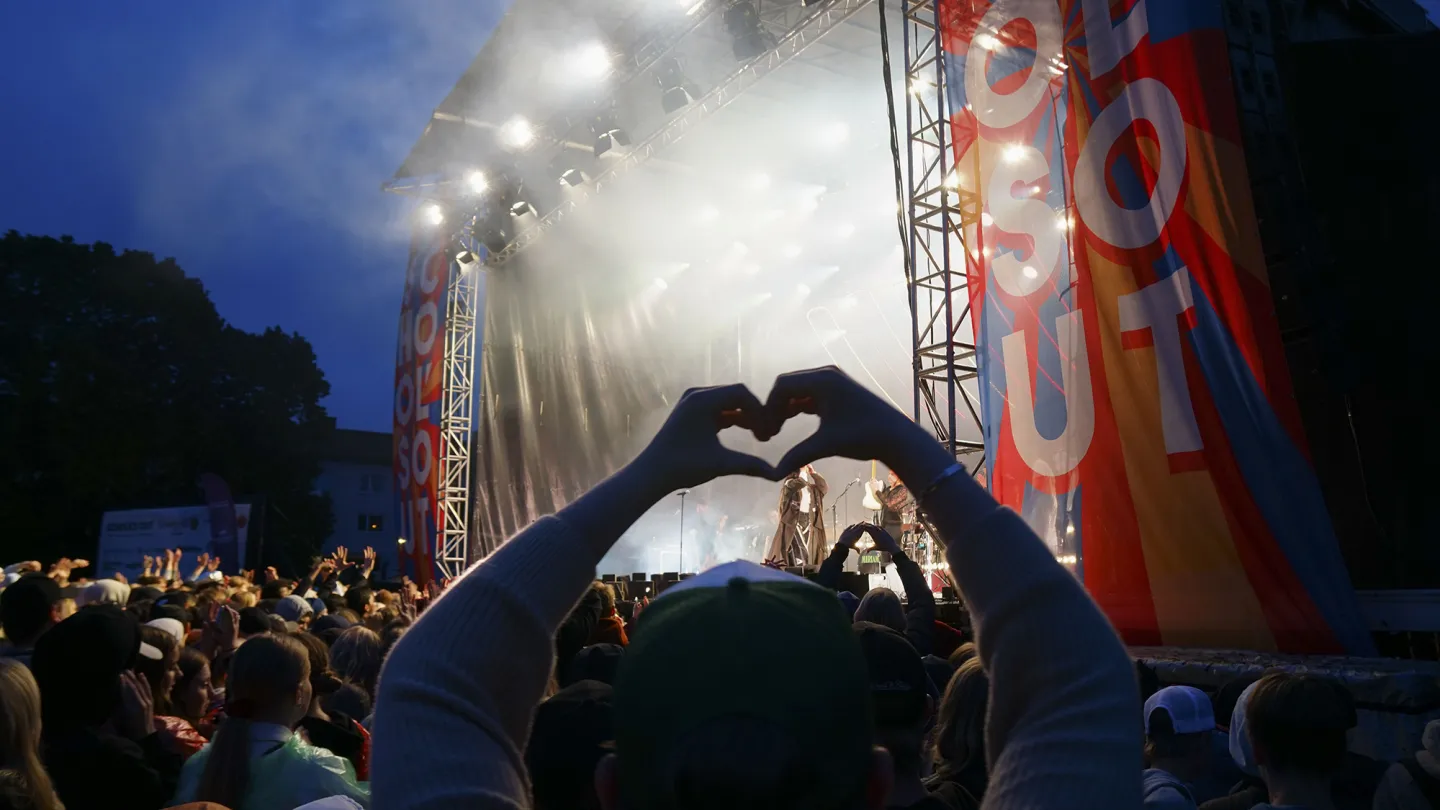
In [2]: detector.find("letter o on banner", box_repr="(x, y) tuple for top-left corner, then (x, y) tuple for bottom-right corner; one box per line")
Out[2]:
(394, 372), (414, 426)
(1073, 78), (1188, 250)
(965, 0), (1064, 130)
(412, 430), (433, 487)
(414, 301), (439, 357)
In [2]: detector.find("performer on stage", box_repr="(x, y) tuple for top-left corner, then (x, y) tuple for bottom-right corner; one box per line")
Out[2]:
(877, 469), (914, 543)
(764, 464), (828, 568)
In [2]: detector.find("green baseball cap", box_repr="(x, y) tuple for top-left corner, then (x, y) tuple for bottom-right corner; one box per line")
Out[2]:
(614, 561), (874, 810)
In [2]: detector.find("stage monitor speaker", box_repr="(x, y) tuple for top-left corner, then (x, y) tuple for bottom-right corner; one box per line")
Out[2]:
(835, 572), (878, 598)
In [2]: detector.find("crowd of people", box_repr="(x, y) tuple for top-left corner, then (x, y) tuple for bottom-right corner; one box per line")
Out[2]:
(2, 367), (1438, 810)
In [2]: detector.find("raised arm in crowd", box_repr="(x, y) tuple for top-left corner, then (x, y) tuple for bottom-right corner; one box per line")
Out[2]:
(372, 365), (1141, 810)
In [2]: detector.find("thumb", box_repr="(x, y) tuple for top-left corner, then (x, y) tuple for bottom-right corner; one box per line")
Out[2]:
(717, 449), (779, 481)
(774, 430), (833, 480)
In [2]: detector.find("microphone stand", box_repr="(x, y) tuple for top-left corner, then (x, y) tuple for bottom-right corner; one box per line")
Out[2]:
(677, 489), (690, 573)
(832, 477), (861, 534)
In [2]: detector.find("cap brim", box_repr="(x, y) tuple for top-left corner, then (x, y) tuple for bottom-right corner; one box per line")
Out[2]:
(656, 559), (822, 599)
(138, 642), (163, 661)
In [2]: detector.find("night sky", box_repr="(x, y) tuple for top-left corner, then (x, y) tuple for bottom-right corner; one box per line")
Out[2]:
(1, 1), (1435, 433)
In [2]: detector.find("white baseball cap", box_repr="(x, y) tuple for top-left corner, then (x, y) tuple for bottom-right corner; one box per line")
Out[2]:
(1144, 685), (1216, 735)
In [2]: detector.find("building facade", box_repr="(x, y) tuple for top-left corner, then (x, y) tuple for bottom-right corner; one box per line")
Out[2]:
(315, 428), (399, 580)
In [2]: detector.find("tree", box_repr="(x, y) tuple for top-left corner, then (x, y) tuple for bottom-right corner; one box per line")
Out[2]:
(0, 231), (334, 571)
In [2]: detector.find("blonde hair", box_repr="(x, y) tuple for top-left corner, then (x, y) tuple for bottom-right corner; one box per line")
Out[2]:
(195, 634), (310, 808)
(0, 659), (64, 810)
(329, 626), (382, 699)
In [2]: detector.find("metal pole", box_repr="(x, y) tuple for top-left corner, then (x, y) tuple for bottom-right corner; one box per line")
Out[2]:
(678, 490), (689, 573)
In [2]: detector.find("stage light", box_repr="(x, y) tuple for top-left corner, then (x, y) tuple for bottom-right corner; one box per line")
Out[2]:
(655, 57), (694, 114)
(725, 1), (775, 62)
(397, 537), (407, 546)
(1002, 143), (1027, 164)
(422, 203), (445, 226)
(943, 170), (963, 189)
(501, 116), (534, 149)
(1029, 185), (1042, 196)
(654, 278), (669, 291)
(981, 212), (994, 226)
(1065, 522), (1075, 536)
(796, 283), (811, 296)
(908, 77), (935, 95)
(1056, 214), (1074, 231)
(1022, 265), (1038, 279)
(465, 170), (489, 195)
(590, 110), (631, 156)
(974, 33), (998, 51)
(551, 157), (586, 187)
(472, 204), (515, 253)
(571, 41), (611, 79)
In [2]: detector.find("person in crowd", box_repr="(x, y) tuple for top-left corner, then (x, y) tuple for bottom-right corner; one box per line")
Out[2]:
(32, 604), (182, 809)
(0, 575), (62, 668)
(378, 618), (409, 663)
(276, 595), (315, 631)
(1142, 685), (1217, 809)
(172, 634), (369, 810)
(344, 588), (374, 622)
(1201, 680), (1268, 810)
(818, 522), (936, 655)
(329, 627), (381, 702)
(136, 626), (207, 759)
(173, 647), (218, 739)
(525, 680), (614, 810)
(926, 657), (988, 805)
(567, 644), (623, 687)
(946, 642), (977, 670)
(586, 582), (628, 647)
(1245, 672), (1357, 810)
(292, 632), (370, 781)
(854, 621), (970, 810)
(324, 684), (372, 731)
(0, 659), (64, 810)
(77, 578), (131, 607)
(1372, 718), (1440, 810)
(236, 608), (270, 640)
(372, 367), (1141, 809)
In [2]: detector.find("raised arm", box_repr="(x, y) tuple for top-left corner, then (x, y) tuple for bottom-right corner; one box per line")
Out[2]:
(767, 367), (1140, 810)
(371, 384), (779, 810)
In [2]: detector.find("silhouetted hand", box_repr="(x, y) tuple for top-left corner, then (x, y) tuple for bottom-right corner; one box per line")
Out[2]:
(635, 382), (779, 491)
(864, 524), (901, 555)
(836, 523), (870, 550)
(764, 366), (927, 477)
(117, 671), (154, 740)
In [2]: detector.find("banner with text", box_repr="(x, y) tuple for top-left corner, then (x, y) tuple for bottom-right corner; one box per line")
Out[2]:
(393, 230), (449, 584)
(98, 505), (251, 583)
(941, 0), (1370, 652)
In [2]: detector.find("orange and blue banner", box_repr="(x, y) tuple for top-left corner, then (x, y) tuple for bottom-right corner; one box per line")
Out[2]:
(940, 0), (1371, 653)
(393, 230), (449, 585)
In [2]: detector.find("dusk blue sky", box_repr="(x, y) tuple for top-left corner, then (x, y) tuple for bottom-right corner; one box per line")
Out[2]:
(0, 2), (507, 432)
(1, 1), (1435, 433)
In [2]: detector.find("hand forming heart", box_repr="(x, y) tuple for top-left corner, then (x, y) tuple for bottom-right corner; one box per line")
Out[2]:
(635, 366), (929, 494)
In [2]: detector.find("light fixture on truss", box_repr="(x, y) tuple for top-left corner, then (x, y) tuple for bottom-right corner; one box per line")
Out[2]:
(655, 56), (695, 114)
(590, 108), (632, 156)
(724, 1), (775, 62)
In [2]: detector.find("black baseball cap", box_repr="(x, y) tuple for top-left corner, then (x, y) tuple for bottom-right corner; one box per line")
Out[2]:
(1, 573), (62, 641)
(525, 680), (614, 810)
(853, 621), (929, 727)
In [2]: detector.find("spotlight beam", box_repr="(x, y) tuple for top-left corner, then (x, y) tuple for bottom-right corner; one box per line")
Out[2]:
(480, 0), (877, 266)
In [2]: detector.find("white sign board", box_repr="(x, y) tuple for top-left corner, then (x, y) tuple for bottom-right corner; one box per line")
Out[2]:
(97, 505), (252, 582)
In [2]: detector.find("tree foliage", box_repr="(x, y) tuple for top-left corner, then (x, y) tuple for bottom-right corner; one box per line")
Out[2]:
(0, 231), (334, 569)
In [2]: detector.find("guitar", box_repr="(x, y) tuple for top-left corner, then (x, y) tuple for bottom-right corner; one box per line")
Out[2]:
(861, 460), (884, 511)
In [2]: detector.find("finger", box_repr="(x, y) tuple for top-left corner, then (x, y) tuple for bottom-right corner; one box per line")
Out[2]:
(688, 384), (772, 438)
(774, 429), (836, 479)
(714, 448), (778, 481)
(763, 366), (846, 419)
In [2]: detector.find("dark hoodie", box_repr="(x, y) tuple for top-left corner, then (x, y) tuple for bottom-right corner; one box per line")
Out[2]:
(31, 605), (182, 810)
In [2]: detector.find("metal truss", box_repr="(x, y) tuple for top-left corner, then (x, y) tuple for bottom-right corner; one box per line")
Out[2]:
(436, 247), (481, 577)
(486, 0), (878, 267)
(901, 0), (985, 463)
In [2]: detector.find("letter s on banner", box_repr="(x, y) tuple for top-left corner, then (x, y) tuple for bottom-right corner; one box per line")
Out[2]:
(411, 430), (433, 487)
(397, 434), (412, 489)
(1073, 78), (1188, 250)
(414, 301), (439, 357)
(394, 371), (415, 426)
(988, 144), (1063, 297)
